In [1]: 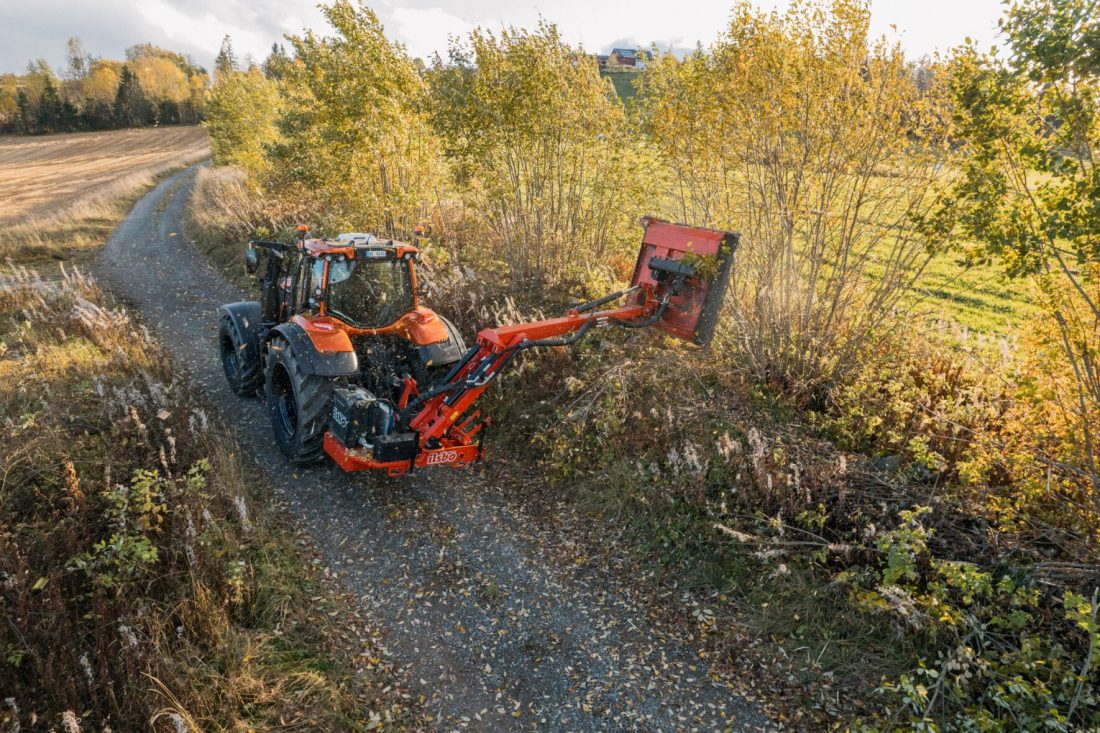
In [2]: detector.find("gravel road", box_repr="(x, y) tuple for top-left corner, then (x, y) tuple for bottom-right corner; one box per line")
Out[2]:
(95, 166), (772, 732)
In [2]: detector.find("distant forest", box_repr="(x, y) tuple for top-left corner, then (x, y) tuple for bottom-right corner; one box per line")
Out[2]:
(0, 36), (264, 135)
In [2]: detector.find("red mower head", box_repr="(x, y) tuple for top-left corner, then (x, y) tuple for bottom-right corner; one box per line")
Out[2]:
(628, 217), (739, 347)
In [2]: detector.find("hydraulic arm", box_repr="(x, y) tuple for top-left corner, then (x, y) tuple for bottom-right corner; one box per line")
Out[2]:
(323, 218), (739, 476)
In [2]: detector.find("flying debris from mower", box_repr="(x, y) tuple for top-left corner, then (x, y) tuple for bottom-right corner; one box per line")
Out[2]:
(217, 218), (738, 475)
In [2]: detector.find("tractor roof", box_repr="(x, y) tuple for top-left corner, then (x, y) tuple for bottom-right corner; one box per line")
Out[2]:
(301, 237), (419, 259)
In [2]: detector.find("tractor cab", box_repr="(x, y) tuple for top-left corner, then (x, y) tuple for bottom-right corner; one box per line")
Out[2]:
(237, 230), (467, 412)
(308, 238), (419, 331)
(247, 232), (422, 330)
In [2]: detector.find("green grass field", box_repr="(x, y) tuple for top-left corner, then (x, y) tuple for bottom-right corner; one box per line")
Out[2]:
(912, 250), (1036, 334)
(602, 70), (641, 104)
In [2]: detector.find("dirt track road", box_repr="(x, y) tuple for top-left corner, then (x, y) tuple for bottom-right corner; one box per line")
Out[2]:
(95, 166), (771, 731)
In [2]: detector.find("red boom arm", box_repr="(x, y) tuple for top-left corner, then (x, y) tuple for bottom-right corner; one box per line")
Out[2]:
(410, 301), (650, 440)
(323, 218), (738, 476)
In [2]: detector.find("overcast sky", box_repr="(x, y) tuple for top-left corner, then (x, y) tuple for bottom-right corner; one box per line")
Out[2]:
(0, 0), (1006, 75)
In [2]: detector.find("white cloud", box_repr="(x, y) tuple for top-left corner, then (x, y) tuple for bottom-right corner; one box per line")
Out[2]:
(0, 0), (1006, 75)
(387, 6), (477, 60)
(133, 1), (244, 58)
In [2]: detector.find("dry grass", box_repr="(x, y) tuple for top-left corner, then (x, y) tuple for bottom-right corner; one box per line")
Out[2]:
(0, 127), (209, 224)
(0, 127), (209, 269)
(186, 167), (265, 288)
(185, 165), (319, 291)
(0, 268), (416, 731)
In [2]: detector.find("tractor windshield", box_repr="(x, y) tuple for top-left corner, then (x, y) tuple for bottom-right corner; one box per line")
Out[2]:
(325, 257), (414, 329)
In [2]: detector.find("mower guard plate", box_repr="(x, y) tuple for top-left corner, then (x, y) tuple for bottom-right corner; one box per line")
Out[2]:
(628, 218), (739, 346)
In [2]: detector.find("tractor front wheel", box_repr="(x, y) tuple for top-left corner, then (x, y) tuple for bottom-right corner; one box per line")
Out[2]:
(219, 316), (262, 396)
(264, 335), (334, 464)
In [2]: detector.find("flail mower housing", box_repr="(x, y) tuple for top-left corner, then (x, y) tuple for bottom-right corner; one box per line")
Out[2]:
(217, 218), (738, 476)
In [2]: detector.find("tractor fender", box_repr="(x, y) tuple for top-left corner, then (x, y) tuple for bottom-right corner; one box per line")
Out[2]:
(265, 321), (359, 378)
(218, 301), (265, 367)
(415, 315), (467, 369)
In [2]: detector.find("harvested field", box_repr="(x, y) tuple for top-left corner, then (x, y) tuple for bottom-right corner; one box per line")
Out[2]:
(0, 126), (209, 225)
(0, 127), (209, 267)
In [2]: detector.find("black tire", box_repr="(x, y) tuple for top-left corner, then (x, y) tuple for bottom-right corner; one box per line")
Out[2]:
(264, 335), (334, 464)
(219, 316), (262, 396)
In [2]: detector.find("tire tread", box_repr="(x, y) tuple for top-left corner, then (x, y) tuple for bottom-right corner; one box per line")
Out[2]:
(265, 335), (334, 464)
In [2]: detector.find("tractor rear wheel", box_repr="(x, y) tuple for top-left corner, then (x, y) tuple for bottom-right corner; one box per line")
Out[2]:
(219, 316), (262, 396)
(264, 335), (334, 464)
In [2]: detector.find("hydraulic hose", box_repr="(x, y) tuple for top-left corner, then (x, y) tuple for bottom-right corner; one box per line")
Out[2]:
(470, 316), (598, 388)
(573, 285), (639, 313)
(398, 316), (600, 424)
(609, 297), (670, 329)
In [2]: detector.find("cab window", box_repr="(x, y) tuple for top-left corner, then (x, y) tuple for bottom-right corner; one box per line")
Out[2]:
(325, 256), (414, 329)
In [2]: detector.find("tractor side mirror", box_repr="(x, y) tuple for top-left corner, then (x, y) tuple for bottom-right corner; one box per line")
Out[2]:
(245, 244), (259, 274)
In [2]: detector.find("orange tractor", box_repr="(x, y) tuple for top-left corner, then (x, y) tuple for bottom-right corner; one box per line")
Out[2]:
(217, 219), (737, 475)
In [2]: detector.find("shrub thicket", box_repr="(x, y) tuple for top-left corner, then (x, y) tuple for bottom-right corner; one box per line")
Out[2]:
(197, 0), (1099, 727)
(274, 2), (439, 236)
(426, 23), (647, 286)
(641, 0), (955, 406)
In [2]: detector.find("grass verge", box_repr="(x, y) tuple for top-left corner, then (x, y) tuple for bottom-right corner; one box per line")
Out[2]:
(0, 152), (208, 272)
(0, 183), (418, 729)
(184, 167), (257, 291)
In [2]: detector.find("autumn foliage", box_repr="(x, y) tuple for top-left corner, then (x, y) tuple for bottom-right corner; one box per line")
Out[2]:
(195, 0), (1099, 727)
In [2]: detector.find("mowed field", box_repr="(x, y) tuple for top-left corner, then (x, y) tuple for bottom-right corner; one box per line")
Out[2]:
(0, 126), (209, 268)
(0, 126), (209, 225)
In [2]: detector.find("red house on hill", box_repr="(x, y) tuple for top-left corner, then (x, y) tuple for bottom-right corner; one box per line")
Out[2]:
(607, 48), (653, 69)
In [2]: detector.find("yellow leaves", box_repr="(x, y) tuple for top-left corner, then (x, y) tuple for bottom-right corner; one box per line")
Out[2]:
(131, 56), (190, 103)
(64, 461), (84, 501)
(205, 68), (283, 176)
(427, 23), (642, 282)
(82, 60), (122, 103)
(247, 0), (440, 233)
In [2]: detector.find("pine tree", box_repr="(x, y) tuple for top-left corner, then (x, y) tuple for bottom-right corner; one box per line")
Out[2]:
(60, 99), (80, 131)
(15, 89), (32, 133)
(262, 43), (291, 80)
(113, 65), (149, 127)
(215, 35), (238, 83)
(156, 98), (181, 125)
(82, 100), (114, 130)
(36, 76), (62, 133)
